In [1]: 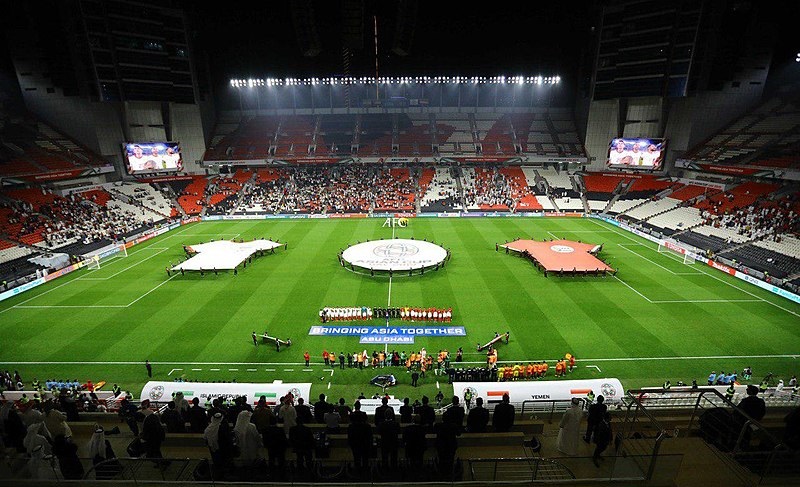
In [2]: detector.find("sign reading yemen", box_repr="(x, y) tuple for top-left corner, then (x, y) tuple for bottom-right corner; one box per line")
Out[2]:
(140, 381), (312, 406)
(453, 378), (625, 405)
(309, 326), (465, 337)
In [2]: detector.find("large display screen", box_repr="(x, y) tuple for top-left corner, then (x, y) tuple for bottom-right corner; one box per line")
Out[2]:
(124, 142), (183, 174)
(607, 138), (664, 169)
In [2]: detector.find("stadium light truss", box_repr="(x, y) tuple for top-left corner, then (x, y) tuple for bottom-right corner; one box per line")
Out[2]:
(229, 75), (561, 88)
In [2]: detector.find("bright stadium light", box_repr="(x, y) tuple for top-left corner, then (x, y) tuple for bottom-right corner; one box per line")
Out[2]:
(796, 52), (800, 62)
(229, 74), (561, 86)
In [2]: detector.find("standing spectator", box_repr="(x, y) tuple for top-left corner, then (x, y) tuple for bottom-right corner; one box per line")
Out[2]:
(204, 413), (235, 470)
(118, 397), (140, 436)
(416, 396), (436, 429)
(434, 419), (460, 473)
(140, 400), (165, 465)
(234, 410), (263, 466)
(52, 435), (84, 480)
(492, 393), (515, 432)
(557, 398), (582, 455)
(289, 418), (315, 470)
(403, 414), (427, 466)
(585, 395), (607, 443)
(174, 392), (190, 419)
(23, 422), (50, 455)
(313, 393), (331, 424)
(374, 397), (391, 428)
(44, 408), (71, 440)
(324, 407), (341, 433)
(161, 401), (185, 433)
(466, 397), (489, 433)
(336, 398), (352, 424)
(264, 422), (288, 470)
(279, 397), (297, 437)
(378, 409), (400, 468)
(399, 398), (413, 424)
(88, 425), (121, 480)
(187, 397), (209, 433)
(347, 415), (373, 470)
(592, 413), (613, 467)
(442, 396), (465, 429)
(295, 398), (314, 425)
(350, 401), (368, 424)
(251, 396), (275, 438)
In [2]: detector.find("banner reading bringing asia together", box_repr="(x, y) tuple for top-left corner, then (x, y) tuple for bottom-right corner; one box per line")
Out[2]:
(308, 325), (466, 344)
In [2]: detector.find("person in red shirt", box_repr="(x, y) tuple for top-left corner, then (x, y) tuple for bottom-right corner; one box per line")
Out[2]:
(323, 350), (329, 366)
(303, 351), (310, 367)
(569, 354), (576, 373)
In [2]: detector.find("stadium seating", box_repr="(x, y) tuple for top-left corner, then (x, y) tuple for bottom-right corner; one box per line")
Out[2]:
(622, 197), (681, 221)
(646, 206), (705, 232)
(694, 181), (780, 215)
(719, 244), (800, 279)
(176, 176), (210, 215)
(420, 167), (460, 212)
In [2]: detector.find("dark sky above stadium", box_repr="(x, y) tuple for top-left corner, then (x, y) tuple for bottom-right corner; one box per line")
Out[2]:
(191, 0), (594, 86)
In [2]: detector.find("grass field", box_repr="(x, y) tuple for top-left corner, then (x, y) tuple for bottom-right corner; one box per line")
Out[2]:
(1, 217), (798, 403)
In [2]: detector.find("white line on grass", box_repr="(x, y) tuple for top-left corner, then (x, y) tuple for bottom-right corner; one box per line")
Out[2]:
(79, 248), (169, 280)
(8, 354), (795, 366)
(323, 369), (335, 377)
(547, 231), (559, 239)
(126, 274), (178, 306)
(612, 275), (653, 303)
(168, 368), (183, 376)
(586, 365), (602, 372)
(191, 368), (202, 371)
(14, 305), (128, 309)
(617, 244), (701, 276)
(591, 218), (800, 318)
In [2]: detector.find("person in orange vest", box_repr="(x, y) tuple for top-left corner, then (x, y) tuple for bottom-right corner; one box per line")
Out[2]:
(555, 360), (563, 377)
(569, 354), (576, 373)
(303, 351), (310, 367)
(542, 361), (549, 377)
(322, 350), (330, 366)
(527, 363), (534, 379)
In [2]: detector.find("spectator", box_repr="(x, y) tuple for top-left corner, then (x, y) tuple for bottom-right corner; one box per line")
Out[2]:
(374, 396), (391, 428)
(557, 398), (583, 455)
(585, 395), (607, 443)
(23, 422), (51, 455)
(52, 435), (83, 480)
(251, 396), (276, 437)
(434, 419), (460, 472)
(88, 425), (121, 480)
(187, 397), (209, 433)
(378, 408), (401, 468)
(263, 421), (288, 470)
(204, 412), (235, 469)
(161, 401), (185, 433)
(313, 393), (331, 424)
(442, 396), (465, 429)
(324, 407), (341, 433)
(415, 395), (436, 429)
(492, 393), (515, 432)
(278, 397), (297, 436)
(295, 398), (313, 425)
(592, 412), (613, 467)
(399, 397), (414, 424)
(44, 408), (71, 441)
(289, 418), (315, 470)
(140, 400), (165, 465)
(347, 414), (374, 469)
(336, 398), (352, 424)
(466, 397), (490, 433)
(403, 414), (427, 466)
(234, 410), (263, 466)
(350, 401), (368, 424)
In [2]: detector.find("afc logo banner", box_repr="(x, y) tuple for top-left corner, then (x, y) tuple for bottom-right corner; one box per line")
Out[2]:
(382, 217), (409, 228)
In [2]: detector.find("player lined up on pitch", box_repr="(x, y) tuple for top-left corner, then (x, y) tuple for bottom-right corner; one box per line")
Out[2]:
(318, 306), (453, 322)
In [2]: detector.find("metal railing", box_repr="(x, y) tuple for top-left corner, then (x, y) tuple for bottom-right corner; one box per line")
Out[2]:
(626, 387), (800, 485)
(519, 398), (587, 423)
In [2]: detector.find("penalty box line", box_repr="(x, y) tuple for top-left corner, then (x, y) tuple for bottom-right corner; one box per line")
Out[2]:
(590, 219), (800, 317)
(7, 354), (797, 366)
(617, 243), (702, 276)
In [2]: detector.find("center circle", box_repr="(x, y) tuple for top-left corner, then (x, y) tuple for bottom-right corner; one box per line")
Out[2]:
(342, 239), (447, 272)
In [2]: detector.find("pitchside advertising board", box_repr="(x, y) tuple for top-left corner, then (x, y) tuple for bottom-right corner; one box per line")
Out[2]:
(140, 381), (312, 406)
(608, 138), (665, 169)
(453, 378), (625, 405)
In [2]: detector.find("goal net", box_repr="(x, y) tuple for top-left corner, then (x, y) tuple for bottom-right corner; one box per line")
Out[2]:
(85, 244), (128, 270)
(657, 242), (695, 265)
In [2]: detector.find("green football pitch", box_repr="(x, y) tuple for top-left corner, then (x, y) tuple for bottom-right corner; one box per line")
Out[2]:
(1, 217), (798, 401)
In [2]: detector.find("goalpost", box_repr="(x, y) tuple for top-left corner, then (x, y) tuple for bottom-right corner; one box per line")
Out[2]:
(657, 242), (695, 265)
(85, 244), (128, 270)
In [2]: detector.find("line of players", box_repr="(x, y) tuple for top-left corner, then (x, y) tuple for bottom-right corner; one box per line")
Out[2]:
(319, 306), (453, 322)
(497, 355), (576, 381)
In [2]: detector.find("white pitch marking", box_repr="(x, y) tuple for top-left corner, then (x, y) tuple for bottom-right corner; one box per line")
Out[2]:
(617, 244), (701, 275)
(126, 274), (178, 306)
(302, 369), (313, 372)
(191, 368), (202, 371)
(247, 368), (257, 372)
(14, 305), (128, 309)
(651, 299), (763, 304)
(612, 275), (653, 303)
(210, 368), (220, 371)
(228, 368), (239, 371)
(436, 381), (440, 390)
(327, 381), (331, 390)
(586, 365), (602, 372)
(168, 368), (183, 376)
(323, 368), (335, 377)
(547, 231), (559, 239)
(284, 369), (294, 372)
(265, 369), (275, 372)
(79, 248), (169, 280)
(590, 218), (800, 318)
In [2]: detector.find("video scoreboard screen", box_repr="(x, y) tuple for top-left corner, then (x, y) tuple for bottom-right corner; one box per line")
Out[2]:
(607, 138), (665, 169)
(124, 142), (183, 174)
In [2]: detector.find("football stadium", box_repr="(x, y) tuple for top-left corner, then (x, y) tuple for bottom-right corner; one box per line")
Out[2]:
(0, 1), (799, 485)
